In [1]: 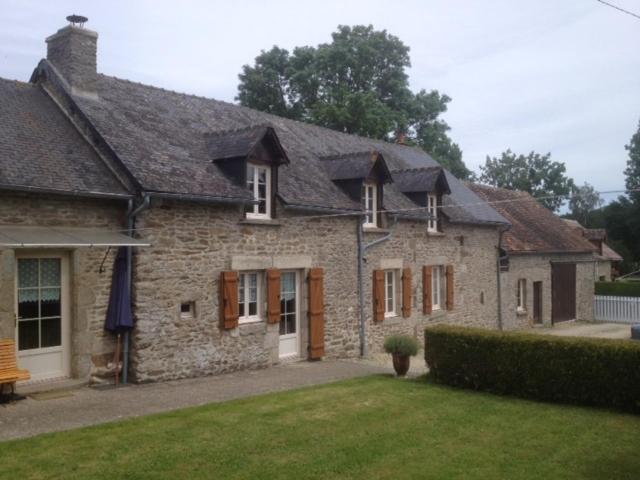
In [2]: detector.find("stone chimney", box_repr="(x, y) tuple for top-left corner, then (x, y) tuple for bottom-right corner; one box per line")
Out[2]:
(46, 15), (98, 96)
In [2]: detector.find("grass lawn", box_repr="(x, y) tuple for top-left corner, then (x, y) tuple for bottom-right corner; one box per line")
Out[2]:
(1, 376), (639, 479)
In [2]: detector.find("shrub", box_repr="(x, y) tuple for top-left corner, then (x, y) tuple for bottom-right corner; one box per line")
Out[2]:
(424, 325), (640, 412)
(384, 335), (419, 357)
(595, 281), (640, 297)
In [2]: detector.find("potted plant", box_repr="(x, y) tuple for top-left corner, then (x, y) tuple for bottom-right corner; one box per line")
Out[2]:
(383, 334), (419, 377)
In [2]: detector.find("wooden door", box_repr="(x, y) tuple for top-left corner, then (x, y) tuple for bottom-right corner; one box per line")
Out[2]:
(533, 281), (542, 324)
(551, 263), (576, 323)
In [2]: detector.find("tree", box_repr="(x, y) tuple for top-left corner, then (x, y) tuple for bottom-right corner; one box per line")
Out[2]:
(569, 182), (603, 225)
(625, 119), (640, 204)
(478, 150), (574, 212)
(237, 25), (473, 179)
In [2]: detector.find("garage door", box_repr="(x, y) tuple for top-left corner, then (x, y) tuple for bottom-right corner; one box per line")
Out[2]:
(551, 263), (576, 323)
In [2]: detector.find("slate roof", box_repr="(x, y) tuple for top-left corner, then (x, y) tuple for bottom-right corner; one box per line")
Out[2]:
(392, 166), (450, 195)
(320, 151), (392, 183)
(0, 78), (130, 198)
(51, 66), (506, 224)
(468, 183), (595, 254)
(207, 124), (288, 163)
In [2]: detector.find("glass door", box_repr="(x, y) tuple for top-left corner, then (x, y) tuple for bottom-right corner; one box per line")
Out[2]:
(279, 271), (299, 358)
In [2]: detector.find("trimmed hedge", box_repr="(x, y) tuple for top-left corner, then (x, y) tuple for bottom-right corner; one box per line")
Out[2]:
(595, 281), (640, 297)
(424, 325), (640, 412)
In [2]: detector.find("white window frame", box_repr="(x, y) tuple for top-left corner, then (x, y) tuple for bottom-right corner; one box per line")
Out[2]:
(427, 193), (438, 232)
(517, 278), (527, 312)
(238, 271), (262, 323)
(246, 163), (271, 219)
(363, 182), (377, 228)
(431, 265), (445, 311)
(384, 270), (396, 317)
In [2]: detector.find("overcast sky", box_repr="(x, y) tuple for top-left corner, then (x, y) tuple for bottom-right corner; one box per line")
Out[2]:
(1, 0), (638, 200)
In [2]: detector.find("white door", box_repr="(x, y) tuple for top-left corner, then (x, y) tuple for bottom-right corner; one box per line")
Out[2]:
(15, 253), (70, 381)
(279, 271), (299, 358)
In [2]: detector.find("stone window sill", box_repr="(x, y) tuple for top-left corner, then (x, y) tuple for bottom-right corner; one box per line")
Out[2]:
(239, 219), (282, 227)
(516, 309), (527, 316)
(427, 231), (445, 237)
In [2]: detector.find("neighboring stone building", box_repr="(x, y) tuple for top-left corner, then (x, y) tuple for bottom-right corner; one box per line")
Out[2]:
(2, 18), (600, 386)
(468, 184), (597, 329)
(563, 219), (623, 281)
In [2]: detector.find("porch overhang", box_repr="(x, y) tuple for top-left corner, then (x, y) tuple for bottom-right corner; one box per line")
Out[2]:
(0, 226), (150, 248)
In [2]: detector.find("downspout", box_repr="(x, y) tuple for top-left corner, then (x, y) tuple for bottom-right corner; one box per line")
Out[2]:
(356, 215), (398, 357)
(496, 226), (509, 331)
(123, 193), (151, 384)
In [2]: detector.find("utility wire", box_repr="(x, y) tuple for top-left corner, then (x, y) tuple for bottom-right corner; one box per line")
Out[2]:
(596, 0), (640, 20)
(98, 187), (640, 232)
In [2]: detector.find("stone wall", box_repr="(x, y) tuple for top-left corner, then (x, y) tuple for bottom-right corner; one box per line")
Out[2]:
(131, 198), (502, 382)
(597, 260), (612, 281)
(500, 253), (596, 330)
(0, 192), (126, 379)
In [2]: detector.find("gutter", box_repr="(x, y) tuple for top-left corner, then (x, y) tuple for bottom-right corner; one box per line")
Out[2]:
(122, 193), (151, 384)
(356, 214), (398, 357)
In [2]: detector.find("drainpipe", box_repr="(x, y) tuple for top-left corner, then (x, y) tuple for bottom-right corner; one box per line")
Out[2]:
(122, 193), (151, 384)
(496, 226), (510, 331)
(356, 215), (398, 357)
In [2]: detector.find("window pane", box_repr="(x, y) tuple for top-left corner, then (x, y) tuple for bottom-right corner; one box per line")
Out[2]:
(40, 259), (60, 286)
(18, 319), (39, 351)
(248, 301), (257, 316)
(257, 168), (267, 184)
(41, 288), (61, 317)
(239, 303), (245, 317)
(432, 268), (439, 306)
(18, 259), (38, 288)
(18, 289), (39, 319)
(41, 317), (61, 348)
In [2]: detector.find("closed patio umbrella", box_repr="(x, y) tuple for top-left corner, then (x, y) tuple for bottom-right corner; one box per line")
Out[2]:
(105, 247), (133, 385)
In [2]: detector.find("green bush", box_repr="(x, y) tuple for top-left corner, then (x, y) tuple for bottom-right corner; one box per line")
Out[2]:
(384, 335), (419, 357)
(424, 325), (640, 412)
(595, 281), (640, 297)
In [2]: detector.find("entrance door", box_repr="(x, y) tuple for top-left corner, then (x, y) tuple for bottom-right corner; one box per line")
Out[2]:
(551, 263), (576, 323)
(15, 253), (70, 381)
(533, 281), (542, 324)
(279, 271), (299, 358)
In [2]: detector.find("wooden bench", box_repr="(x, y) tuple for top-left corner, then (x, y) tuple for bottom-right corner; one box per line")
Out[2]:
(0, 339), (30, 395)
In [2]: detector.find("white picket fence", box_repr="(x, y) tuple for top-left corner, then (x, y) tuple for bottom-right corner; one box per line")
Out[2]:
(594, 295), (640, 324)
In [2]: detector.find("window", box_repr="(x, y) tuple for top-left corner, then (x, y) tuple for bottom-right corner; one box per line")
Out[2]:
(517, 279), (526, 312)
(363, 182), (377, 228)
(180, 302), (195, 319)
(246, 163), (271, 219)
(384, 270), (396, 317)
(427, 193), (438, 232)
(431, 266), (446, 310)
(239, 272), (261, 322)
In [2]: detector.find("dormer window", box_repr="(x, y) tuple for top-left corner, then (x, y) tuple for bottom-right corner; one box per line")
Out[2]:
(363, 182), (377, 228)
(246, 163), (271, 219)
(427, 193), (438, 232)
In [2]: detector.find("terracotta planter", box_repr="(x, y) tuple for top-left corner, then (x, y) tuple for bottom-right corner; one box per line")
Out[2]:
(392, 353), (411, 377)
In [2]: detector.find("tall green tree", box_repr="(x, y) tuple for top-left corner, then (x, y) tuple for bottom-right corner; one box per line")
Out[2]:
(478, 150), (574, 212)
(569, 182), (603, 225)
(625, 119), (640, 204)
(237, 25), (472, 179)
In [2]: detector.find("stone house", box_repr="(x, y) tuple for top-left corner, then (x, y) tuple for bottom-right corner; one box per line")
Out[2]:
(468, 184), (597, 328)
(563, 219), (623, 281)
(0, 19), (595, 386)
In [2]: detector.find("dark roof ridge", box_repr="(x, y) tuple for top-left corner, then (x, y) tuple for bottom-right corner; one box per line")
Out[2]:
(204, 123), (273, 138)
(391, 165), (441, 174)
(319, 150), (380, 161)
(0, 76), (33, 88)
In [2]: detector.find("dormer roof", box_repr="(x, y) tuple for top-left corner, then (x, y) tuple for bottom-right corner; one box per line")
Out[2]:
(392, 166), (451, 195)
(320, 151), (393, 184)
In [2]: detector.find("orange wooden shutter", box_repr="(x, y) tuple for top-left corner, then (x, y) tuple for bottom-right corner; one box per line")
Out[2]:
(308, 268), (325, 359)
(423, 266), (432, 315)
(401, 267), (412, 318)
(373, 270), (385, 322)
(266, 268), (281, 324)
(446, 265), (454, 310)
(220, 271), (239, 329)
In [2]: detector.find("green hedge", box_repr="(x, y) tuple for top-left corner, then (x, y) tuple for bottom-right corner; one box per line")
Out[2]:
(424, 325), (640, 412)
(595, 281), (640, 297)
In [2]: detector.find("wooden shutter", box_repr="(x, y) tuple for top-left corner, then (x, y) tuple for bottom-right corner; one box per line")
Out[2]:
(308, 268), (325, 360)
(446, 265), (454, 310)
(373, 270), (385, 322)
(401, 267), (412, 318)
(220, 271), (239, 329)
(266, 268), (281, 324)
(423, 266), (432, 315)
